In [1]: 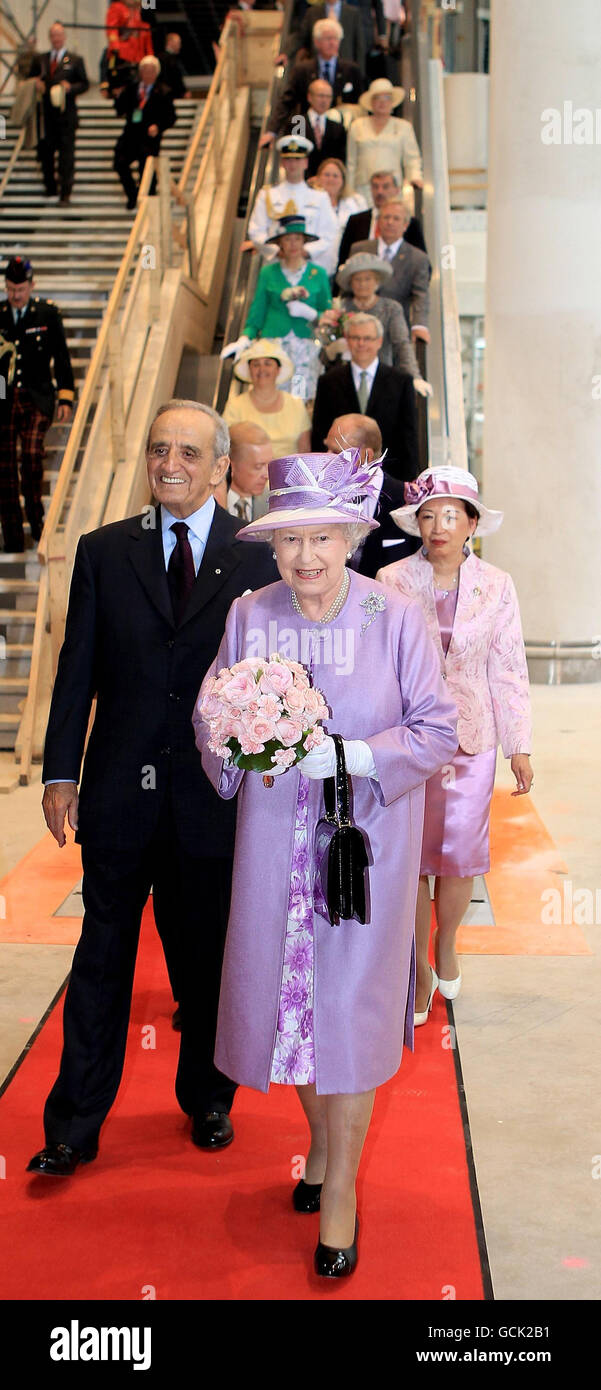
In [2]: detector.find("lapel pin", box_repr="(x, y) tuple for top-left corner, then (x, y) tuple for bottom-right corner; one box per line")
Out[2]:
(215, 568), (221, 575)
(473, 587), (481, 596)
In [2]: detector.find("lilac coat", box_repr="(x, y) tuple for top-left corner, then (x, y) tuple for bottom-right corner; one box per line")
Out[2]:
(194, 571), (458, 1094)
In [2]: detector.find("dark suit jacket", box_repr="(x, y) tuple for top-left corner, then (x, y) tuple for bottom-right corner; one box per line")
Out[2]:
(356, 470), (421, 578)
(114, 79), (176, 153)
(337, 207), (427, 269)
(306, 115), (347, 176)
(292, 3), (366, 68)
(32, 49), (89, 126)
(270, 56), (364, 134)
(311, 361), (419, 482)
(42, 505), (277, 856)
(350, 236), (430, 330)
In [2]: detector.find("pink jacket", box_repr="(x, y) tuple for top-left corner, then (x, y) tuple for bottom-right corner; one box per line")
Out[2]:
(376, 549), (532, 757)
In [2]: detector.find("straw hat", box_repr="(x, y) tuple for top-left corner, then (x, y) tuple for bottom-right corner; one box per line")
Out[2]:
(337, 252), (393, 292)
(391, 466), (503, 537)
(237, 450), (382, 539)
(359, 77), (405, 113)
(233, 339), (294, 386)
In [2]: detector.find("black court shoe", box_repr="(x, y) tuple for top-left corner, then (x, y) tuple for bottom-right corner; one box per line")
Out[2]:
(292, 1178), (322, 1213)
(314, 1218), (359, 1278)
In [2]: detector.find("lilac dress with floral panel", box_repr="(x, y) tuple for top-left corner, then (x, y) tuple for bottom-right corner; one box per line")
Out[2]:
(270, 773), (316, 1084)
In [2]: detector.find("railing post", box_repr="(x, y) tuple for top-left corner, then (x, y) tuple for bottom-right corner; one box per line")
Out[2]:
(187, 196), (199, 280)
(158, 152), (172, 269)
(108, 324), (126, 466)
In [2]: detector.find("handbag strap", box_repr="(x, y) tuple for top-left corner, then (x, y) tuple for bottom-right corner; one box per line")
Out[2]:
(323, 734), (350, 827)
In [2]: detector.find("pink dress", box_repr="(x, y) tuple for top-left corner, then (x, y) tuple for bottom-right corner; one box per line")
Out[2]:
(420, 587), (496, 878)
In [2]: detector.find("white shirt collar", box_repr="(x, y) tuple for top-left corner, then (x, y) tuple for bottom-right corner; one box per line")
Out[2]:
(377, 236), (403, 259)
(351, 356), (379, 391)
(161, 495), (215, 542)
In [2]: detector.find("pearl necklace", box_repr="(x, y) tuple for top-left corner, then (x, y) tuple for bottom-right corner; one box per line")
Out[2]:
(434, 573), (459, 597)
(291, 568), (350, 624)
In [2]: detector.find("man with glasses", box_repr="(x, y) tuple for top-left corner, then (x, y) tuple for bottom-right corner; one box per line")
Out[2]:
(311, 311), (419, 479)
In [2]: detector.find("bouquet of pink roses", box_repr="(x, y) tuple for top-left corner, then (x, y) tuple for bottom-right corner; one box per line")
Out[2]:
(197, 654), (330, 783)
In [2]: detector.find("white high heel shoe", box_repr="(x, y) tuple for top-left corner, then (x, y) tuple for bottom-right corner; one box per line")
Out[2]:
(414, 967), (438, 1027)
(438, 973), (462, 1000)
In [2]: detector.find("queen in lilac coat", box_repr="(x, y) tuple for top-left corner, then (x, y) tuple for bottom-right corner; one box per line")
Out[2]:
(193, 450), (457, 1278)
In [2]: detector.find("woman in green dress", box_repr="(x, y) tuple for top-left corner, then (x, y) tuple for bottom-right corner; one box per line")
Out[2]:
(221, 215), (332, 401)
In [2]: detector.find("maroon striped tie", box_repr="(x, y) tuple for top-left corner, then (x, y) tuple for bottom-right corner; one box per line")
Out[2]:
(167, 522), (196, 624)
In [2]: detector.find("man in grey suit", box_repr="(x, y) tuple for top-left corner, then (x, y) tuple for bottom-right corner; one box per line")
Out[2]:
(289, 2), (366, 70)
(350, 197), (431, 345)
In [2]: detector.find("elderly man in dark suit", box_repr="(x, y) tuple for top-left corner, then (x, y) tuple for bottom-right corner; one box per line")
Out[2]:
(289, 1), (366, 68)
(350, 195), (431, 344)
(305, 78), (347, 175)
(27, 401), (277, 1178)
(263, 16), (363, 144)
(324, 412), (420, 576)
(113, 54), (176, 208)
(337, 169), (427, 268)
(31, 20), (89, 205)
(311, 312), (419, 480)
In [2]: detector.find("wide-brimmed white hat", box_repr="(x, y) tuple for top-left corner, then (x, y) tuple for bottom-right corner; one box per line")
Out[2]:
(238, 450), (381, 540)
(233, 339), (294, 386)
(337, 252), (393, 291)
(359, 78), (405, 113)
(391, 465), (503, 537)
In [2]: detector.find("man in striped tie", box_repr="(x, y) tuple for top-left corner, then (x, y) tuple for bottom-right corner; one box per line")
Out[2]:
(226, 423), (272, 523)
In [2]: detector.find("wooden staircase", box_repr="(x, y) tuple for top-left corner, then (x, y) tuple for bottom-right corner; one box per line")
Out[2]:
(0, 91), (202, 785)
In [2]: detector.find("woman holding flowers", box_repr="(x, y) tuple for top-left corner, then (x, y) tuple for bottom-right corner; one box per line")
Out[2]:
(221, 216), (332, 401)
(194, 450), (457, 1279)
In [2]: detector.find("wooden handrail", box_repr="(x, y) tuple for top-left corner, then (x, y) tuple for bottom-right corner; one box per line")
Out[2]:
(176, 23), (232, 197)
(0, 126), (24, 199)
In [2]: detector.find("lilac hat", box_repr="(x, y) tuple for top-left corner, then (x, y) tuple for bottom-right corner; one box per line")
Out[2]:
(391, 465), (503, 537)
(236, 450), (382, 539)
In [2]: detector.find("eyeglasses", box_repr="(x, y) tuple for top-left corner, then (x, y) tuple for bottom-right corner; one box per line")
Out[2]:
(347, 335), (379, 344)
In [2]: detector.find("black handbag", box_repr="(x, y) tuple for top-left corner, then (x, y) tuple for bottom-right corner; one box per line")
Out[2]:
(314, 734), (370, 925)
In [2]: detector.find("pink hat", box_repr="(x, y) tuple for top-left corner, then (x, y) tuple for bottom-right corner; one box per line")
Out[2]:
(391, 465), (503, 537)
(236, 450), (381, 539)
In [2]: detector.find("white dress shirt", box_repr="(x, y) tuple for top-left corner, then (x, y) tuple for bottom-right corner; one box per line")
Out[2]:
(160, 496), (216, 573)
(351, 355), (379, 400)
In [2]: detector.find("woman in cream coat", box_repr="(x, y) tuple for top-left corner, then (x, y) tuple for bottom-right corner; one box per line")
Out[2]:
(377, 466), (533, 1025)
(346, 78), (423, 206)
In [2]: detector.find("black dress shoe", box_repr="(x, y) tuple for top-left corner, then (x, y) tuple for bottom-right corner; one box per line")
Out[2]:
(314, 1218), (359, 1278)
(171, 1005), (181, 1031)
(27, 1142), (98, 1177)
(292, 1178), (322, 1213)
(191, 1112), (234, 1150)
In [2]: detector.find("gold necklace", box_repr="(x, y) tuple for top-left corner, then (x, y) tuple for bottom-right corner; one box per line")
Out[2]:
(291, 568), (350, 624)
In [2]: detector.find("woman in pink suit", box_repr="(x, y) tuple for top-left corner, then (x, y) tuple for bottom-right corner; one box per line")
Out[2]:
(194, 451), (457, 1279)
(377, 466), (534, 1026)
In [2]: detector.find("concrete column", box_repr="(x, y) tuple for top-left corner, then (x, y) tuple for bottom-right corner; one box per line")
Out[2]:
(483, 0), (601, 679)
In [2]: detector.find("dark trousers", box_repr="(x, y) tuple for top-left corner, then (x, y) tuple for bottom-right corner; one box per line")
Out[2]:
(0, 391), (50, 550)
(113, 130), (156, 205)
(39, 117), (76, 197)
(43, 797), (236, 1152)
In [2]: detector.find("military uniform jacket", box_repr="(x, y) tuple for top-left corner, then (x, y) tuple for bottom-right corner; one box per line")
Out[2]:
(0, 297), (75, 419)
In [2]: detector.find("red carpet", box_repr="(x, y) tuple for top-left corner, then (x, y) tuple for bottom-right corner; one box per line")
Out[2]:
(0, 909), (485, 1301)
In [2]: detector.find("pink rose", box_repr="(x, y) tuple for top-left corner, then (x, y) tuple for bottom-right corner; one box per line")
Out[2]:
(301, 686), (322, 715)
(230, 658), (262, 674)
(199, 693), (224, 719)
(247, 714), (278, 744)
(239, 735), (265, 755)
(222, 672), (257, 706)
(259, 661), (293, 696)
(283, 684), (306, 715)
(222, 717), (244, 740)
(272, 747), (296, 768)
(275, 717), (304, 747)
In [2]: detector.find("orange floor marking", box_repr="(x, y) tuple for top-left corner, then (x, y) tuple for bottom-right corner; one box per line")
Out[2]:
(0, 832), (82, 946)
(457, 789), (590, 956)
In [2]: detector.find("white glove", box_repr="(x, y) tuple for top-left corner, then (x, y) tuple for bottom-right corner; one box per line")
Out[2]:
(300, 735), (336, 779)
(300, 736), (378, 780)
(287, 301), (318, 322)
(220, 335), (250, 360)
(267, 762), (289, 777)
(413, 377), (433, 397)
